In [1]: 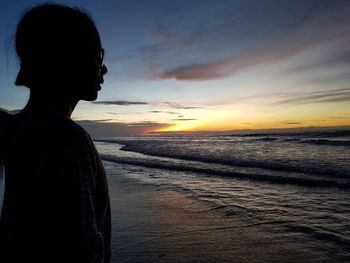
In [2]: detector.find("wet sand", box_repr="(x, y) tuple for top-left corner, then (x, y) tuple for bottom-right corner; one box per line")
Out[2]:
(106, 162), (327, 263)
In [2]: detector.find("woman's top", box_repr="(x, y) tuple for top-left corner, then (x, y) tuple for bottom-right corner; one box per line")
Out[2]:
(0, 109), (111, 263)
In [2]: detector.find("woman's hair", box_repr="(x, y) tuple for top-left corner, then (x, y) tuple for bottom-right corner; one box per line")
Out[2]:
(15, 4), (97, 87)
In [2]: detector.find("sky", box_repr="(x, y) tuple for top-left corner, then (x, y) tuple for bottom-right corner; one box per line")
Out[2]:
(0, 0), (349, 136)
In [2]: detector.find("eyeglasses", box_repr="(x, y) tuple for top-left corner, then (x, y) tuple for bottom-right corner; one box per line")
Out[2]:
(98, 48), (105, 68)
(71, 47), (105, 67)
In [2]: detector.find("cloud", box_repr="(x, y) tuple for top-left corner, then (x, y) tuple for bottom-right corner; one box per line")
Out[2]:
(182, 106), (203, 109)
(93, 101), (203, 111)
(109, 0), (350, 83)
(328, 116), (347, 119)
(159, 39), (350, 82)
(272, 88), (350, 106)
(89, 119), (115, 122)
(152, 0), (350, 81)
(282, 122), (302, 125)
(170, 118), (197, 121)
(124, 121), (164, 127)
(160, 61), (231, 81)
(76, 120), (170, 137)
(92, 100), (149, 106)
(106, 112), (143, 115)
(160, 102), (204, 109)
(149, 110), (179, 114)
(286, 45), (350, 75)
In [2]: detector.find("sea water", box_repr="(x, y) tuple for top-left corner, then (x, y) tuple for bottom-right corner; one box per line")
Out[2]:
(95, 128), (350, 262)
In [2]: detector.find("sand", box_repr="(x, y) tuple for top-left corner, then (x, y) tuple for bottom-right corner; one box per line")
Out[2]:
(106, 162), (328, 263)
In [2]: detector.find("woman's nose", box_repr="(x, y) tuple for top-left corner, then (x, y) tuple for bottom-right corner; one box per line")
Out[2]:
(101, 64), (108, 75)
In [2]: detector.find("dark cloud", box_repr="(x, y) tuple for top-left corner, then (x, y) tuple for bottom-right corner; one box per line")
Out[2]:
(328, 116), (347, 119)
(94, 101), (202, 111)
(241, 122), (265, 126)
(182, 106), (203, 109)
(149, 110), (179, 114)
(170, 118), (197, 121)
(160, 61), (230, 81)
(106, 112), (143, 115)
(76, 120), (170, 137)
(89, 119), (115, 122)
(125, 121), (164, 127)
(162, 102), (204, 109)
(92, 101), (149, 106)
(282, 122), (302, 125)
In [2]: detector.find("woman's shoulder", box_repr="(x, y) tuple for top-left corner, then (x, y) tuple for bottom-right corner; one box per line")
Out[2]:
(9, 110), (94, 155)
(43, 112), (90, 140)
(41, 112), (95, 152)
(0, 110), (14, 163)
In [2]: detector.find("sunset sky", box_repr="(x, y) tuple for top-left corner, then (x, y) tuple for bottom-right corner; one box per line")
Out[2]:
(0, 0), (349, 136)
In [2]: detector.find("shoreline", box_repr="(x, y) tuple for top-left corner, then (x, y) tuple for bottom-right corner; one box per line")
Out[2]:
(105, 161), (328, 263)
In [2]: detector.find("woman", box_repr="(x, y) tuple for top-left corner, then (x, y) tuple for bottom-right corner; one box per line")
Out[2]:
(0, 4), (111, 263)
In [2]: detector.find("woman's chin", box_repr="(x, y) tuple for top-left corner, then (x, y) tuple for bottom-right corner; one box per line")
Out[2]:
(80, 88), (99, 101)
(72, 82), (102, 101)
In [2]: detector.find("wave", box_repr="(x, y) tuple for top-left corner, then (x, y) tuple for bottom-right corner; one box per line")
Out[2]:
(101, 154), (350, 189)
(95, 139), (349, 178)
(285, 224), (350, 249)
(300, 139), (350, 147)
(249, 137), (350, 147)
(250, 137), (279, 142)
(96, 136), (350, 148)
(224, 130), (350, 138)
(121, 145), (349, 179)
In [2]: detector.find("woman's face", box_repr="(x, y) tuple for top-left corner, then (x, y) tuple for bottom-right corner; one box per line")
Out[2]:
(67, 27), (108, 101)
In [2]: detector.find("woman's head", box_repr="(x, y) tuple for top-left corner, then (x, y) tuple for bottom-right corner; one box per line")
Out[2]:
(15, 4), (107, 101)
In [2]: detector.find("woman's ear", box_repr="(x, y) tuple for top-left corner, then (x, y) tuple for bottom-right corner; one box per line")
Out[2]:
(39, 44), (63, 70)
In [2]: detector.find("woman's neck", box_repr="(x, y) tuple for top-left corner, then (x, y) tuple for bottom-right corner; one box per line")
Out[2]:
(23, 91), (79, 118)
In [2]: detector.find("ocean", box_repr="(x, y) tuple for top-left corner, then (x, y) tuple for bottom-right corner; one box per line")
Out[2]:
(95, 128), (350, 262)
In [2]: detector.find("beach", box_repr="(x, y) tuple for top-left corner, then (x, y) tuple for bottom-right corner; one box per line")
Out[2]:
(106, 160), (342, 262)
(1, 130), (349, 262)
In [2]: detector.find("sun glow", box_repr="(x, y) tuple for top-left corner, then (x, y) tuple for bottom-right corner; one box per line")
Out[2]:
(156, 121), (202, 132)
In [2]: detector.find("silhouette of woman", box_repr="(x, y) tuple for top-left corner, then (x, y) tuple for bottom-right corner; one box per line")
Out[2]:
(0, 4), (111, 263)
